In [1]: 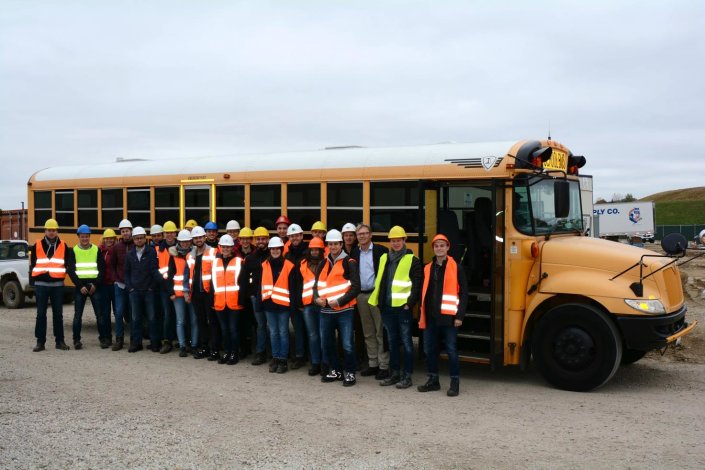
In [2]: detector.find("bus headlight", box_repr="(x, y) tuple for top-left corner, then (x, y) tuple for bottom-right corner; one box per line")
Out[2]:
(624, 299), (666, 314)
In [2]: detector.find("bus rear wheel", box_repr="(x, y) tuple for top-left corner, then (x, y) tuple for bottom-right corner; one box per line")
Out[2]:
(532, 303), (622, 392)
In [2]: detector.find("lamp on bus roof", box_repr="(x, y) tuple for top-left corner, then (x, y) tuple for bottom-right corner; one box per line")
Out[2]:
(567, 155), (586, 175)
(531, 147), (552, 169)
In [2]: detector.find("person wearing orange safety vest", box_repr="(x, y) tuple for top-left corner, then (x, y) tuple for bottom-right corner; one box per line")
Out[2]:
(211, 234), (245, 365)
(258, 236), (298, 373)
(317, 229), (360, 387)
(165, 230), (196, 358)
(417, 233), (468, 397)
(30, 219), (75, 351)
(295, 236), (327, 376)
(186, 226), (218, 360)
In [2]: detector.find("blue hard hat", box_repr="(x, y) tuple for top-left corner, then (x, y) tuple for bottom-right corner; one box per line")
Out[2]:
(77, 224), (91, 235)
(204, 221), (218, 230)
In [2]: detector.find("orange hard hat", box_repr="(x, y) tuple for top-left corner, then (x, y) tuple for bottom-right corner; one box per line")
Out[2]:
(431, 233), (451, 247)
(308, 237), (325, 249)
(275, 215), (291, 226)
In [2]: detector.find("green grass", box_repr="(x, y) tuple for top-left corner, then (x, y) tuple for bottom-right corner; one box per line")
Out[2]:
(653, 200), (705, 225)
(642, 186), (705, 202)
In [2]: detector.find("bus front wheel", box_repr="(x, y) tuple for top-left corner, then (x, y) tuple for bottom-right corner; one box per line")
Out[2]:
(532, 304), (622, 392)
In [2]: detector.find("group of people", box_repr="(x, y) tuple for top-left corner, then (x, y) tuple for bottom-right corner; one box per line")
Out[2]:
(30, 215), (468, 396)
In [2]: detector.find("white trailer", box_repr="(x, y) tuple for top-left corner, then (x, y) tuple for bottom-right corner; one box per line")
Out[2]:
(593, 201), (655, 243)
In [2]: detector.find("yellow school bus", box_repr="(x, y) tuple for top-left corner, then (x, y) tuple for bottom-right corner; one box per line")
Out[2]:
(27, 139), (696, 390)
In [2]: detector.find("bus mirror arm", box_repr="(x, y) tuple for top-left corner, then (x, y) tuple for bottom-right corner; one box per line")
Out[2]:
(527, 272), (548, 295)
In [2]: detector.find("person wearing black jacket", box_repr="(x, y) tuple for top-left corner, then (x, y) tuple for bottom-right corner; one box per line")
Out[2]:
(240, 227), (271, 366)
(284, 223), (309, 369)
(349, 223), (390, 380)
(369, 226), (423, 389)
(417, 234), (468, 397)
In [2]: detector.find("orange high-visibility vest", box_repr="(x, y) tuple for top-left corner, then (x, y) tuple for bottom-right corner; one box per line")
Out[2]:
(157, 246), (171, 279)
(261, 258), (295, 307)
(283, 239), (291, 256)
(317, 258), (357, 311)
(172, 256), (187, 298)
(212, 256), (244, 311)
(31, 240), (67, 279)
(299, 259), (326, 306)
(419, 256), (460, 329)
(187, 247), (216, 293)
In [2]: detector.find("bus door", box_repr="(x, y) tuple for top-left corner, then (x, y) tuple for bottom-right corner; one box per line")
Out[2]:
(433, 181), (505, 368)
(182, 184), (213, 228)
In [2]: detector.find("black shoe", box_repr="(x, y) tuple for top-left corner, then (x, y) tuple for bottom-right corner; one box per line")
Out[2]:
(227, 352), (239, 365)
(276, 360), (288, 374)
(380, 371), (400, 386)
(269, 359), (279, 373)
(179, 347), (188, 358)
(150, 344), (161, 353)
(320, 364), (330, 377)
(55, 342), (70, 351)
(218, 353), (228, 364)
(192, 349), (206, 359)
(343, 372), (356, 387)
(417, 376), (441, 392)
(321, 369), (342, 383)
(308, 364), (321, 376)
(33, 343), (45, 352)
(128, 343), (142, 353)
(360, 366), (379, 377)
(447, 378), (459, 397)
(112, 337), (123, 351)
(396, 374), (413, 389)
(207, 350), (220, 362)
(290, 357), (306, 370)
(159, 341), (172, 354)
(99, 339), (109, 349)
(73, 341), (83, 350)
(251, 352), (267, 365)
(375, 368), (391, 381)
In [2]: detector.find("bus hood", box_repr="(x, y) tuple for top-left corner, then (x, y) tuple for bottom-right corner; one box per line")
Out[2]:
(538, 236), (684, 310)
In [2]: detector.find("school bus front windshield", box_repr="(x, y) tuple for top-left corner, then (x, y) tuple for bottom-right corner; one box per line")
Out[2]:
(513, 175), (583, 235)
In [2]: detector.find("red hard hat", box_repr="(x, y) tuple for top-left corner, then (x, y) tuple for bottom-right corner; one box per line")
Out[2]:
(308, 237), (325, 249)
(275, 215), (291, 226)
(431, 233), (451, 247)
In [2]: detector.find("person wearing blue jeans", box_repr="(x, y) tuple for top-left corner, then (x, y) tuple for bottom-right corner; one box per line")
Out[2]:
(284, 223), (309, 369)
(112, 284), (129, 349)
(302, 305), (322, 375)
(241, 228), (270, 366)
(417, 234), (468, 397)
(109, 219), (134, 351)
(320, 309), (356, 377)
(266, 310), (290, 372)
(165, 230), (196, 357)
(381, 306), (415, 380)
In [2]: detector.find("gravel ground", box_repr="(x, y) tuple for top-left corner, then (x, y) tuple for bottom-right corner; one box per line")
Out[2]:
(1, 303), (705, 469)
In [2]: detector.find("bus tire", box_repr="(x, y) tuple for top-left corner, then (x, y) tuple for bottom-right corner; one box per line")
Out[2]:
(532, 303), (622, 392)
(621, 349), (647, 365)
(2, 280), (25, 309)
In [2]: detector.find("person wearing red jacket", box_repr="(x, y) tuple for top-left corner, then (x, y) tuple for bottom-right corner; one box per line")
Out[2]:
(99, 229), (118, 349)
(109, 219), (134, 351)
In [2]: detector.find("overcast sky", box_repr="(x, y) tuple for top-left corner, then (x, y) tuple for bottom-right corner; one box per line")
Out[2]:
(1, 0), (704, 211)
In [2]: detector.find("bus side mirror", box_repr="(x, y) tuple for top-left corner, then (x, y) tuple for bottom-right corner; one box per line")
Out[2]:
(554, 180), (570, 218)
(661, 233), (687, 256)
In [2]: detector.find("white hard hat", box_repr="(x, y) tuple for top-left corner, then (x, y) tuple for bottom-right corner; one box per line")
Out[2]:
(150, 224), (163, 235)
(341, 223), (356, 233)
(287, 223), (303, 236)
(119, 219), (133, 229)
(325, 229), (343, 242)
(177, 229), (192, 241)
(219, 234), (235, 246)
(132, 226), (146, 237)
(191, 226), (206, 237)
(268, 237), (285, 248)
(700, 229), (705, 240)
(226, 220), (241, 231)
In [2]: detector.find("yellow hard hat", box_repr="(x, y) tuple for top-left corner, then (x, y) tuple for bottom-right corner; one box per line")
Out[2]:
(44, 219), (59, 229)
(388, 225), (407, 239)
(163, 220), (178, 232)
(239, 227), (254, 238)
(185, 219), (198, 229)
(253, 226), (270, 237)
(102, 228), (117, 238)
(311, 221), (327, 232)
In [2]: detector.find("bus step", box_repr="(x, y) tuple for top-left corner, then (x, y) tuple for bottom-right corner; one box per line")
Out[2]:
(441, 352), (491, 364)
(468, 292), (491, 302)
(457, 332), (491, 341)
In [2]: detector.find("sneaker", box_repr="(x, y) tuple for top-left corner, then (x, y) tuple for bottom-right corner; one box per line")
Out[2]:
(179, 347), (188, 358)
(321, 369), (342, 383)
(227, 352), (239, 365)
(251, 352), (267, 366)
(269, 359), (279, 373)
(290, 357), (306, 370)
(417, 377), (441, 392)
(276, 360), (288, 374)
(207, 350), (220, 361)
(159, 341), (172, 354)
(73, 341), (83, 350)
(447, 378), (459, 397)
(33, 343), (45, 352)
(375, 368), (391, 381)
(360, 366), (379, 377)
(55, 342), (70, 351)
(396, 374), (413, 389)
(218, 353), (228, 365)
(343, 372), (357, 387)
(192, 349), (206, 359)
(380, 372), (400, 387)
(308, 364), (321, 376)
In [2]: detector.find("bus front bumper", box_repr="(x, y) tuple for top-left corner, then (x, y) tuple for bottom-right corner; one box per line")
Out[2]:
(615, 306), (697, 351)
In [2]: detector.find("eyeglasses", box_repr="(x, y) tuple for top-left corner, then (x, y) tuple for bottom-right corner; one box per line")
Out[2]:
(356, 231), (370, 236)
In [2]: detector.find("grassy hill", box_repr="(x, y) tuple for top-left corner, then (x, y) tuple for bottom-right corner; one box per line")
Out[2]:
(641, 186), (705, 225)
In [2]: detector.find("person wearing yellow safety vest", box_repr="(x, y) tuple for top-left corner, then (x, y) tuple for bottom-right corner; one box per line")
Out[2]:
(241, 226), (271, 366)
(157, 220), (179, 353)
(68, 224), (108, 350)
(317, 229), (361, 386)
(99, 228), (118, 348)
(258, 236), (298, 373)
(186, 225), (218, 360)
(211, 234), (245, 365)
(417, 234), (468, 397)
(369, 225), (423, 389)
(30, 218), (75, 351)
(165, 229), (196, 358)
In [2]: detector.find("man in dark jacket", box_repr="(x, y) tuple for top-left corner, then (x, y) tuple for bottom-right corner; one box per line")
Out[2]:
(369, 225), (423, 389)
(110, 218), (134, 351)
(284, 223), (308, 369)
(124, 226), (162, 353)
(240, 226), (271, 365)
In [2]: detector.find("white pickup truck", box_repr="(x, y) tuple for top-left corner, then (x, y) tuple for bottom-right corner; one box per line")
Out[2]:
(0, 240), (33, 308)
